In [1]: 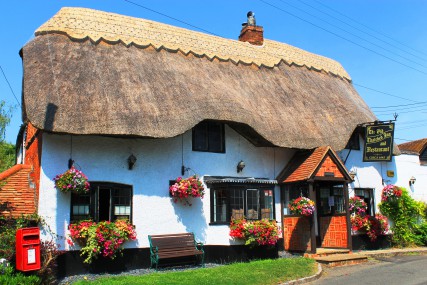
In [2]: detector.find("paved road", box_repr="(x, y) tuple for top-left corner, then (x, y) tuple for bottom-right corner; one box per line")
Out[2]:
(309, 254), (427, 285)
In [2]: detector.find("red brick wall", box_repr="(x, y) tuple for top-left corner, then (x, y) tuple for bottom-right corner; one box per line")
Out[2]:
(319, 216), (348, 248)
(0, 164), (37, 217)
(24, 123), (42, 202)
(283, 216), (311, 251)
(238, 26), (264, 46)
(316, 155), (344, 178)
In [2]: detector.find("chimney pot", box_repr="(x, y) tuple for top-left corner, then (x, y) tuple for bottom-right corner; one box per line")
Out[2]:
(239, 11), (263, 46)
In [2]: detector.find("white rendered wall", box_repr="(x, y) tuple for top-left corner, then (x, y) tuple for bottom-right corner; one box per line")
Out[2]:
(394, 154), (427, 202)
(37, 125), (294, 250)
(339, 136), (398, 213)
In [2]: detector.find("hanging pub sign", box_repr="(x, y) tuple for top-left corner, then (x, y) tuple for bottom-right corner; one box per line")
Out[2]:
(363, 122), (394, 162)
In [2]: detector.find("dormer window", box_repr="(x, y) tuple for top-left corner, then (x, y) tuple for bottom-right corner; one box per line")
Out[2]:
(192, 121), (225, 153)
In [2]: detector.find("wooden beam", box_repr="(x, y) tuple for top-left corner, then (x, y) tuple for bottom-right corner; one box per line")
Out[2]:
(344, 183), (352, 251)
(309, 182), (316, 253)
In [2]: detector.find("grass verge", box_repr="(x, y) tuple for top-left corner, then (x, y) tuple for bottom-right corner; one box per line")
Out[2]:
(73, 257), (317, 285)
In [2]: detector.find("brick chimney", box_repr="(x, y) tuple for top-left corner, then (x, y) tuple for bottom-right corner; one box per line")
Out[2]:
(239, 11), (264, 46)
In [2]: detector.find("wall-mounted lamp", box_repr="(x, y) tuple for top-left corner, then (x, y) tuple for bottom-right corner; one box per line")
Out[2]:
(237, 160), (245, 173)
(409, 176), (416, 186)
(128, 154), (137, 170)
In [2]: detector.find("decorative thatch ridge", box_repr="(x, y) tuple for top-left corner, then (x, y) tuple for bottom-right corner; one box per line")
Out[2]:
(35, 7), (350, 80)
(22, 7), (377, 150)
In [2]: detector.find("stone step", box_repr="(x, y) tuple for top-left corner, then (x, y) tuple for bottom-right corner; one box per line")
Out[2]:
(304, 248), (351, 258)
(314, 253), (368, 267)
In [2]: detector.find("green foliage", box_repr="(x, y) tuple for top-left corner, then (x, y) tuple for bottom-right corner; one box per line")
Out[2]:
(72, 257), (316, 285)
(414, 222), (427, 246)
(379, 185), (425, 247)
(0, 214), (62, 285)
(0, 100), (15, 172)
(0, 141), (15, 173)
(0, 264), (41, 285)
(0, 100), (11, 142)
(0, 214), (40, 260)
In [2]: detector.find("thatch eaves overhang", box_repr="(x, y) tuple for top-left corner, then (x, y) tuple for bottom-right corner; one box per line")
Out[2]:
(21, 7), (377, 150)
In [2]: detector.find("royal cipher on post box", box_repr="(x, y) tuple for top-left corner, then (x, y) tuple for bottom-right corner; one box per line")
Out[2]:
(16, 227), (41, 271)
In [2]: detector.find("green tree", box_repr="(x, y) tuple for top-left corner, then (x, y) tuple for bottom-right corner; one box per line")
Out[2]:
(0, 100), (15, 172)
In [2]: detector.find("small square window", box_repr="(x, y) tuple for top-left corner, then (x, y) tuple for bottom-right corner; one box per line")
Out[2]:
(193, 121), (225, 153)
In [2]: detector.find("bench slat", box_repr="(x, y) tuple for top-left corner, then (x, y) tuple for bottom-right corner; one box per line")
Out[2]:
(149, 232), (204, 269)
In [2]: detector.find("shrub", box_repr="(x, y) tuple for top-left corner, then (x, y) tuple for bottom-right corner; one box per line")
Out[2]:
(0, 214), (60, 284)
(414, 222), (427, 246)
(229, 219), (281, 247)
(379, 184), (425, 247)
(0, 264), (41, 284)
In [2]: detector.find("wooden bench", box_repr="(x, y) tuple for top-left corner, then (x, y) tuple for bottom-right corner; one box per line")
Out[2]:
(148, 232), (204, 269)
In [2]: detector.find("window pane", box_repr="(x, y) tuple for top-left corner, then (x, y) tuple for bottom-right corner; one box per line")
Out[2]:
(333, 186), (345, 214)
(246, 189), (259, 220)
(112, 188), (132, 221)
(114, 206), (130, 215)
(208, 122), (223, 152)
(261, 190), (274, 219)
(318, 187), (331, 215)
(70, 192), (90, 221)
(230, 188), (244, 220)
(213, 189), (227, 222)
(193, 122), (208, 151)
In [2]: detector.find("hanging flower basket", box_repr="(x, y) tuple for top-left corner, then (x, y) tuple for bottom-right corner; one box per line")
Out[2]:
(53, 167), (90, 194)
(381, 184), (402, 202)
(289, 197), (315, 216)
(349, 196), (368, 216)
(169, 175), (205, 206)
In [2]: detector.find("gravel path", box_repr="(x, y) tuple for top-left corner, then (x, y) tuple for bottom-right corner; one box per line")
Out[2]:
(58, 251), (299, 284)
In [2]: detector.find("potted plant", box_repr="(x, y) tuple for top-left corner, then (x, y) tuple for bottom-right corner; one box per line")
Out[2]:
(349, 196), (368, 216)
(350, 214), (388, 241)
(169, 175), (205, 205)
(288, 197), (315, 216)
(53, 167), (90, 194)
(67, 219), (136, 264)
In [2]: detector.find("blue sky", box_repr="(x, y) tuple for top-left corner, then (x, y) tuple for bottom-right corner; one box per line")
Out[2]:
(1, 1), (426, 144)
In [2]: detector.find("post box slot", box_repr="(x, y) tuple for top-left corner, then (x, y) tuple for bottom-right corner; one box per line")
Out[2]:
(22, 235), (39, 244)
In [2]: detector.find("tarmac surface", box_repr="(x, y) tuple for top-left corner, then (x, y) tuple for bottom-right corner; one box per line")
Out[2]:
(282, 247), (427, 285)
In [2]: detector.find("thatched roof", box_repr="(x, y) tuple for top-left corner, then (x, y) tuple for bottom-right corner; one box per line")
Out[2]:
(21, 7), (377, 150)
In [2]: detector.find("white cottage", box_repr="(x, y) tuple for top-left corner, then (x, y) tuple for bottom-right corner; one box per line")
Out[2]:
(4, 7), (395, 274)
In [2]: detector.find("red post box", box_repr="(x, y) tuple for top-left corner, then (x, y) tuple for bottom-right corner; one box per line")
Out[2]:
(16, 227), (41, 271)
